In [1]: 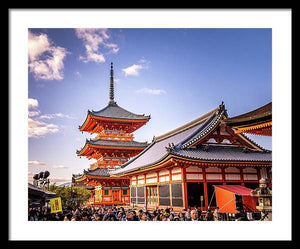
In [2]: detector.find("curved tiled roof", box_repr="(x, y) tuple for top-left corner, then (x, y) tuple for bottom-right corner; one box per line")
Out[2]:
(89, 102), (150, 121)
(28, 183), (57, 198)
(179, 106), (224, 149)
(87, 139), (148, 148)
(171, 145), (272, 162)
(224, 102), (272, 127)
(84, 168), (110, 177)
(77, 139), (148, 155)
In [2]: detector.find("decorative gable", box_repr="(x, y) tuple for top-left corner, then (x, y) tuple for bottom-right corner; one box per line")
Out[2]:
(199, 123), (243, 146)
(185, 120), (264, 152)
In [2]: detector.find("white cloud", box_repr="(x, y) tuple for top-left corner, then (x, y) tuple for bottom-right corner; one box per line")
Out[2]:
(49, 176), (71, 184)
(135, 87), (166, 95)
(104, 42), (120, 54)
(28, 31), (67, 80)
(75, 28), (119, 63)
(28, 98), (39, 109)
(28, 118), (59, 138)
(28, 98), (75, 138)
(52, 165), (68, 169)
(28, 98), (59, 138)
(28, 98), (40, 117)
(28, 160), (47, 167)
(28, 110), (41, 117)
(28, 32), (51, 61)
(122, 64), (144, 76)
(122, 59), (150, 76)
(39, 113), (74, 120)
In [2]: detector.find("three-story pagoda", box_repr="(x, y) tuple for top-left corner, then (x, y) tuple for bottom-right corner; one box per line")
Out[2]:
(75, 63), (150, 207)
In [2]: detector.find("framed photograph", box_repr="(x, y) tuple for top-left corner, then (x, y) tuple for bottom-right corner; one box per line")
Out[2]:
(9, 9), (292, 241)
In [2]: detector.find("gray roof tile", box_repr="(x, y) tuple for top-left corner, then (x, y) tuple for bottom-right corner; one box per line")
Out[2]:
(172, 145), (272, 162)
(85, 168), (110, 177)
(89, 102), (150, 120)
(87, 139), (148, 148)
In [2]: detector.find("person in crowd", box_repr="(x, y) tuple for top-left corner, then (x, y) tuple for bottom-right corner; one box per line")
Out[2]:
(117, 211), (126, 221)
(102, 209), (115, 221)
(169, 207), (175, 216)
(55, 213), (61, 221)
(235, 208), (248, 221)
(169, 213), (174, 221)
(81, 211), (89, 221)
(173, 215), (180, 221)
(125, 210), (135, 221)
(164, 208), (170, 218)
(197, 208), (203, 221)
(213, 206), (220, 221)
(185, 208), (192, 221)
(191, 209), (201, 221)
(140, 213), (149, 221)
(161, 215), (168, 221)
(137, 209), (144, 220)
(145, 211), (152, 221)
(153, 212), (162, 221)
(204, 209), (214, 221)
(178, 212), (185, 221)
(94, 214), (102, 221)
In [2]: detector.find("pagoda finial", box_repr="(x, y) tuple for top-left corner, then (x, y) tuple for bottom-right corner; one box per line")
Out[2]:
(108, 62), (116, 105)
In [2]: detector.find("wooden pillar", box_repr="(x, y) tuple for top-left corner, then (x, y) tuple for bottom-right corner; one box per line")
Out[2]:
(203, 167), (208, 209)
(222, 167), (226, 185)
(257, 167), (261, 181)
(240, 167), (245, 186)
(169, 168), (173, 207)
(204, 183), (208, 209)
(267, 167), (272, 188)
(144, 174), (147, 210)
(169, 168), (172, 182)
(157, 171), (160, 207)
(181, 167), (188, 210)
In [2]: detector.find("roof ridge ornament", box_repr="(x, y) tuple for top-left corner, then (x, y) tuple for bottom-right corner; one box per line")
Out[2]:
(165, 142), (175, 153)
(108, 62), (116, 105)
(218, 101), (228, 117)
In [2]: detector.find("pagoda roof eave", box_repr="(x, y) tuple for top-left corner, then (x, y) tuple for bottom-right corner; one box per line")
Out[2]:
(90, 102), (151, 120)
(79, 102), (151, 132)
(87, 139), (148, 148)
(224, 102), (272, 128)
(79, 113), (150, 133)
(74, 174), (87, 182)
(76, 139), (148, 156)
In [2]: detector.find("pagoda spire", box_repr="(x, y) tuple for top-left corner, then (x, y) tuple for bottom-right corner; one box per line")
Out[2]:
(108, 62), (116, 105)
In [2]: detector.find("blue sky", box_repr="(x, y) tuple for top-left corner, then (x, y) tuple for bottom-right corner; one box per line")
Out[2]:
(28, 28), (272, 184)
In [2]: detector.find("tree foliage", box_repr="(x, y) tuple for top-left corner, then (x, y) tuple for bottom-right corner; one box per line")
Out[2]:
(49, 184), (91, 210)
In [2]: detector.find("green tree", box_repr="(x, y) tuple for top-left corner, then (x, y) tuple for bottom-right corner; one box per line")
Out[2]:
(49, 184), (91, 210)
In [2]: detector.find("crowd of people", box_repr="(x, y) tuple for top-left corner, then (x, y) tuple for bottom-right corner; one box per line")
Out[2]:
(28, 205), (250, 221)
